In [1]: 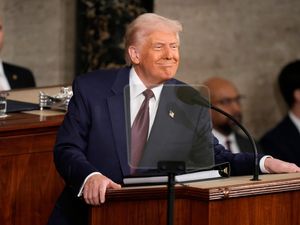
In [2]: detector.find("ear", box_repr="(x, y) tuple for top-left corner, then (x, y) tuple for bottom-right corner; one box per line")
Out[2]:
(128, 46), (140, 64)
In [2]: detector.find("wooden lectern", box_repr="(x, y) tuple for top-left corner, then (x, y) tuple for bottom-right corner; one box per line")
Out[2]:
(89, 173), (300, 225)
(0, 87), (65, 225)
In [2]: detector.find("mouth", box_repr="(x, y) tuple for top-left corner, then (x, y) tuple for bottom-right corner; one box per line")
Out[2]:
(158, 62), (177, 67)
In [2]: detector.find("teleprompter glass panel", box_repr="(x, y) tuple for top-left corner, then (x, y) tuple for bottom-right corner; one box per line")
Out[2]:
(124, 83), (214, 174)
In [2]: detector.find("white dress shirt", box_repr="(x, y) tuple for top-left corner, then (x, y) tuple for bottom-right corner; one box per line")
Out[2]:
(212, 129), (241, 154)
(129, 67), (163, 135)
(0, 59), (11, 91)
(289, 111), (300, 134)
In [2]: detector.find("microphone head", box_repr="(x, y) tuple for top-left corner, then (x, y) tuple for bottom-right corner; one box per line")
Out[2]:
(176, 86), (210, 107)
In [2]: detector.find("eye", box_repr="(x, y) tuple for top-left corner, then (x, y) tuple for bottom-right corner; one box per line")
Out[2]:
(170, 44), (178, 49)
(216, 95), (245, 105)
(153, 44), (162, 50)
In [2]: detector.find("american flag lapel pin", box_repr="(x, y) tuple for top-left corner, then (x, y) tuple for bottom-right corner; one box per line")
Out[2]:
(169, 110), (175, 119)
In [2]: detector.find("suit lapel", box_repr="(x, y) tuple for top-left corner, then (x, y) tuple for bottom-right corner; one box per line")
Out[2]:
(284, 116), (300, 151)
(107, 67), (131, 176)
(235, 133), (248, 153)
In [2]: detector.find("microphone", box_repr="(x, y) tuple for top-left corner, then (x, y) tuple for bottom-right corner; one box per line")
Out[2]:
(176, 86), (259, 181)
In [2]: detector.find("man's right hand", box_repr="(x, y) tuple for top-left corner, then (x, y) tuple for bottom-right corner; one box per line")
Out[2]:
(82, 173), (121, 205)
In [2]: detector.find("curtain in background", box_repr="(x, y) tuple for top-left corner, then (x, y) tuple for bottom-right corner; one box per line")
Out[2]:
(76, 0), (153, 74)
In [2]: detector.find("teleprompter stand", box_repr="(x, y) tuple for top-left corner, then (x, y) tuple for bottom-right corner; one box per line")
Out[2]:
(158, 161), (186, 225)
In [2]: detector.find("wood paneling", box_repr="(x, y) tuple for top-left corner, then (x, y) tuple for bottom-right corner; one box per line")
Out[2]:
(0, 113), (65, 225)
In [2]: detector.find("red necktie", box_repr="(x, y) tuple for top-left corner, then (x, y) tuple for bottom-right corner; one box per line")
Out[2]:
(130, 89), (154, 174)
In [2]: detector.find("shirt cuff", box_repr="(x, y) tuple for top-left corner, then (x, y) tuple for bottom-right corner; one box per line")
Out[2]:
(77, 172), (102, 197)
(259, 155), (273, 173)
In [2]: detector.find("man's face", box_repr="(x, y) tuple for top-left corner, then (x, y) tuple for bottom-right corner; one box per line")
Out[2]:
(0, 19), (4, 51)
(210, 84), (243, 134)
(131, 30), (180, 86)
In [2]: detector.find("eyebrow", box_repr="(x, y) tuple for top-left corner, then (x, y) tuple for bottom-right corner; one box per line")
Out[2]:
(152, 41), (179, 46)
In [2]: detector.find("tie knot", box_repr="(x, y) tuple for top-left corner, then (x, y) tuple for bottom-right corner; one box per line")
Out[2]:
(143, 89), (154, 100)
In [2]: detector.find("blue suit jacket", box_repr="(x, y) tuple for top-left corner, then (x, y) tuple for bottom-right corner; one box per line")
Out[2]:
(48, 67), (262, 225)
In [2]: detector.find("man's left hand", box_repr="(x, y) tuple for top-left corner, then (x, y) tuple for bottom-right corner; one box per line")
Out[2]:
(264, 157), (300, 173)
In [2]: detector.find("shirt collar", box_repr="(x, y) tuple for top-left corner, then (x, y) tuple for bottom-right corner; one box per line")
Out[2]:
(289, 111), (300, 134)
(129, 67), (163, 101)
(212, 129), (235, 145)
(0, 59), (4, 77)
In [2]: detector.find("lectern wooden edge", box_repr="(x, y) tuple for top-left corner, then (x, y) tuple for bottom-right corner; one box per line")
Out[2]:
(89, 173), (300, 225)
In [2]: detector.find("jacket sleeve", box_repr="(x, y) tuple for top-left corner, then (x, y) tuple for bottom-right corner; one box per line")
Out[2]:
(54, 78), (99, 194)
(213, 137), (264, 176)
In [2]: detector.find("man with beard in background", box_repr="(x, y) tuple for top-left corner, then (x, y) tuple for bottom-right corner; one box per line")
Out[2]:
(203, 77), (263, 153)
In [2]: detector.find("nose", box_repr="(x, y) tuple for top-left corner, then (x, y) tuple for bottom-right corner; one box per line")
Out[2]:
(164, 46), (173, 59)
(230, 100), (241, 115)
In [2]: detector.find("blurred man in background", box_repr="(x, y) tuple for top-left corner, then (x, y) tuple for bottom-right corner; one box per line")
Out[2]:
(203, 77), (263, 153)
(260, 60), (300, 166)
(0, 17), (35, 90)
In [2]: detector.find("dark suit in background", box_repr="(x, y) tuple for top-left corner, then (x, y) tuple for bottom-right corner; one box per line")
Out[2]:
(3, 61), (36, 89)
(260, 116), (300, 166)
(235, 132), (264, 154)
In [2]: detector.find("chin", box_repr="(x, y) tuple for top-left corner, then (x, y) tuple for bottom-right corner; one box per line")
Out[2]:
(163, 73), (176, 80)
(164, 68), (177, 76)
(154, 74), (175, 85)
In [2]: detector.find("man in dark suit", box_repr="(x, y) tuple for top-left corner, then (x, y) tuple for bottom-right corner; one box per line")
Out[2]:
(203, 77), (263, 154)
(48, 13), (300, 225)
(0, 17), (35, 90)
(260, 60), (300, 166)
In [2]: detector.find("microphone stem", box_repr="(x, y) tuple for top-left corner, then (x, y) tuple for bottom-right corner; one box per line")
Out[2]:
(211, 106), (260, 181)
